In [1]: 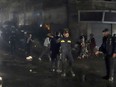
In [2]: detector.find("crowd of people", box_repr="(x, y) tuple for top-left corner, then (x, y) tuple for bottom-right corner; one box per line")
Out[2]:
(37, 29), (76, 77)
(7, 27), (116, 82)
(37, 28), (116, 82)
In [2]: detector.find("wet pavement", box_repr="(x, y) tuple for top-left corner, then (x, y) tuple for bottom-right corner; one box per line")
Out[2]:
(0, 49), (116, 87)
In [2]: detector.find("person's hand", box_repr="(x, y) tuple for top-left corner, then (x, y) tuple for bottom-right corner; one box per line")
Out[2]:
(112, 53), (116, 58)
(95, 51), (101, 56)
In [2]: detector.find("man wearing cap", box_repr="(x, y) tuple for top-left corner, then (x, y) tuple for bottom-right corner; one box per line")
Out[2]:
(96, 28), (116, 81)
(60, 30), (75, 77)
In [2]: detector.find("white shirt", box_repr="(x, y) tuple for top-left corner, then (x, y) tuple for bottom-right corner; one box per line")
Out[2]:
(44, 37), (50, 47)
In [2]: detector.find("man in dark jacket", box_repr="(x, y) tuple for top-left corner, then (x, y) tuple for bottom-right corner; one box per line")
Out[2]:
(96, 29), (116, 81)
(50, 32), (61, 72)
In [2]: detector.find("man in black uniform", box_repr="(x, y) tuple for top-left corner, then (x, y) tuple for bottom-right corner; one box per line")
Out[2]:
(96, 29), (116, 81)
(60, 30), (75, 77)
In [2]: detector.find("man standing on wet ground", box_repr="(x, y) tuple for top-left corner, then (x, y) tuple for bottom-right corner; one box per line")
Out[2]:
(96, 29), (116, 82)
(60, 29), (75, 77)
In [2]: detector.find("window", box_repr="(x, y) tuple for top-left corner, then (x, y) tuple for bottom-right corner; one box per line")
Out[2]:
(104, 0), (112, 1)
(79, 11), (103, 22)
(103, 11), (116, 23)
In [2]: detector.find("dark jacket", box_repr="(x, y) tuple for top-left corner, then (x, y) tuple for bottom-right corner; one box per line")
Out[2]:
(50, 36), (60, 53)
(99, 34), (116, 56)
(60, 37), (72, 52)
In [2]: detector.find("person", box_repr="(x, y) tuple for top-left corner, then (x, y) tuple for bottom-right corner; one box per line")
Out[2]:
(26, 33), (33, 59)
(78, 34), (88, 59)
(50, 32), (61, 72)
(89, 34), (96, 56)
(60, 29), (75, 77)
(38, 33), (51, 61)
(95, 29), (116, 82)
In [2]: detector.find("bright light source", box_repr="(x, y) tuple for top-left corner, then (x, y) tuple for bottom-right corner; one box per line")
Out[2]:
(0, 77), (2, 80)
(40, 24), (42, 27)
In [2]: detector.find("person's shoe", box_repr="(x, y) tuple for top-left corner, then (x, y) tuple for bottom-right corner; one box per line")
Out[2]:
(26, 56), (33, 61)
(108, 77), (114, 82)
(71, 71), (75, 77)
(51, 68), (55, 72)
(61, 73), (66, 77)
(38, 58), (42, 61)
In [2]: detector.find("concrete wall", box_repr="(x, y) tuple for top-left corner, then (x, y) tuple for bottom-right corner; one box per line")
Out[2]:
(88, 23), (111, 47)
(43, 6), (67, 24)
(112, 24), (116, 34)
(69, 22), (88, 43)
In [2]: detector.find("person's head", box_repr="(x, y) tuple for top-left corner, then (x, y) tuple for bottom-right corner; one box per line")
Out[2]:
(102, 28), (110, 36)
(63, 31), (69, 38)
